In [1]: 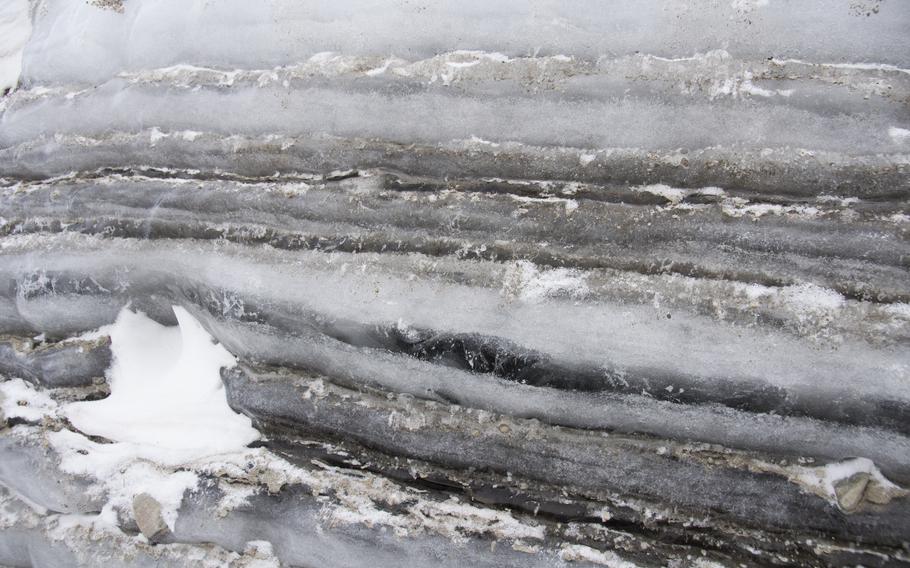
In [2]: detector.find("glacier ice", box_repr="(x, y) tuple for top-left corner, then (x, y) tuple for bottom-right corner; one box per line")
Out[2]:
(1, 0), (909, 566)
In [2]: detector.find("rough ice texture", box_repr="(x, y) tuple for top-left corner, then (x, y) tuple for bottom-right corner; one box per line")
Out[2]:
(1, 0), (909, 567)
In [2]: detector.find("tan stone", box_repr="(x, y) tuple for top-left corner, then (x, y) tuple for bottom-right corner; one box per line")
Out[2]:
(132, 493), (170, 543)
(865, 480), (909, 505)
(833, 472), (870, 512)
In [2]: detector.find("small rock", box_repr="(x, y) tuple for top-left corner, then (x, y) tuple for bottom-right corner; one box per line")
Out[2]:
(833, 472), (870, 512)
(261, 469), (286, 494)
(865, 479), (909, 505)
(132, 493), (171, 543)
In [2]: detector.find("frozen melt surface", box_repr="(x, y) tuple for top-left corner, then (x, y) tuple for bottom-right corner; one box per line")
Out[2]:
(65, 306), (259, 459)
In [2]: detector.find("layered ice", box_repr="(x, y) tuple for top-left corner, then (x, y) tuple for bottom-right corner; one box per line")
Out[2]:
(1, 0), (909, 566)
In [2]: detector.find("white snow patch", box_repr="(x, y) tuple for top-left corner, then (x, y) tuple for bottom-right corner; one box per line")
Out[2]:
(242, 540), (281, 568)
(559, 544), (639, 567)
(179, 130), (203, 141)
(49, 428), (199, 530)
(889, 127), (910, 143)
(365, 57), (396, 77)
(635, 184), (685, 204)
(508, 193), (579, 216)
(772, 58), (910, 76)
(731, 0), (769, 12)
(468, 135), (500, 148)
(883, 303), (910, 319)
(61, 323), (115, 344)
(506, 261), (590, 303)
(448, 50), (511, 65)
(816, 194), (860, 206)
(696, 186), (726, 197)
(406, 496), (545, 543)
(739, 71), (792, 98)
(693, 560), (729, 568)
(781, 283), (845, 314)
(0, 378), (57, 422)
(735, 283), (774, 301)
(48, 510), (122, 540)
(55, 306), (259, 529)
(65, 306), (259, 457)
(148, 127), (167, 146)
(579, 153), (597, 166)
(218, 483), (259, 515)
(0, 0), (30, 94)
(721, 198), (821, 218)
